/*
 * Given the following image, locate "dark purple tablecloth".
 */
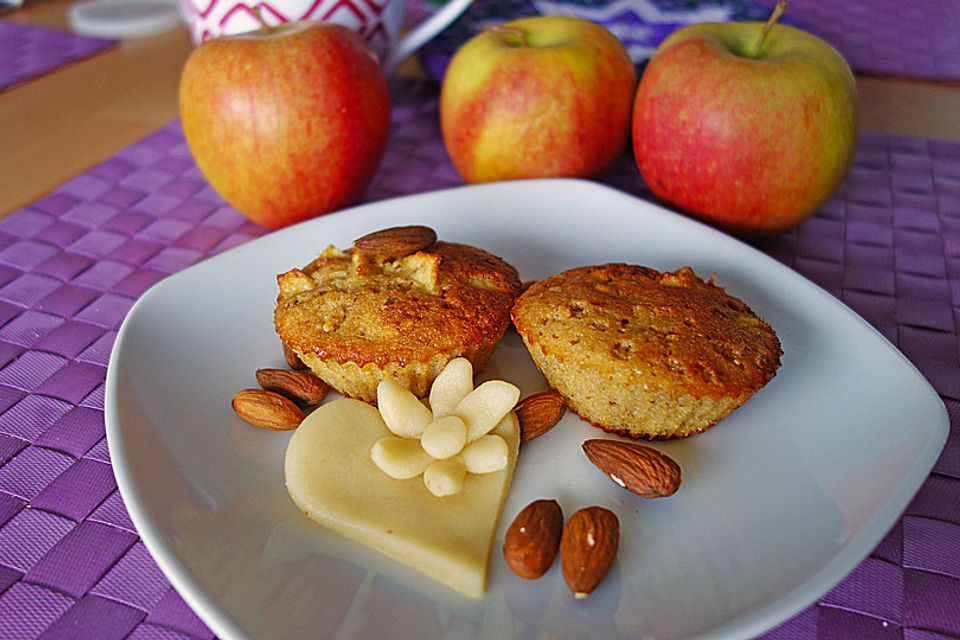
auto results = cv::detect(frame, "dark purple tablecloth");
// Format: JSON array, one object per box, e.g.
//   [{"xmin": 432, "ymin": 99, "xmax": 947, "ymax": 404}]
[
  {"xmin": 0, "ymin": 21, "xmax": 116, "ymax": 93},
  {"xmin": 0, "ymin": 79, "xmax": 956, "ymax": 639}
]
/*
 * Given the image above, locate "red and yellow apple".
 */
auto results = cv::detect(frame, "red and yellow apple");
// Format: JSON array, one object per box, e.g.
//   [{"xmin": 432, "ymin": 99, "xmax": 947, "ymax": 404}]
[
  {"xmin": 179, "ymin": 22, "xmax": 391, "ymax": 229},
  {"xmin": 632, "ymin": 5, "xmax": 858, "ymax": 236},
  {"xmin": 440, "ymin": 16, "xmax": 636, "ymax": 184}
]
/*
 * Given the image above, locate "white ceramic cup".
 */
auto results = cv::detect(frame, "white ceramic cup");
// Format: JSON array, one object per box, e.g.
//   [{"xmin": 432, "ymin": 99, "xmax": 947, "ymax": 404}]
[{"xmin": 177, "ymin": 0, "xmax": 471, "ymax": 73}]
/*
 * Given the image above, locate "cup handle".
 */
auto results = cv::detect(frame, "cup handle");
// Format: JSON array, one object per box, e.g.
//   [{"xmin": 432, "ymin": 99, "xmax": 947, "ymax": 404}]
[{"xmin": 383, "ymin": 0, "xmax": 474, "ymax": 75}]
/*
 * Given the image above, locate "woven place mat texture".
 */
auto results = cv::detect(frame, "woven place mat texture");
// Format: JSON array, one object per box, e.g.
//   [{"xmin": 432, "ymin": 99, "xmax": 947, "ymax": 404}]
[
  {"xmin": 0, "ymin": 21, "xmax": 116, "ymax": 93},
  {"xmin": 757, "ymin": 0, "xmax": 960, "ymax": 82},
  {"xmin": 0, "ymin": 79, "xmax": 957, "ymax": 639}
]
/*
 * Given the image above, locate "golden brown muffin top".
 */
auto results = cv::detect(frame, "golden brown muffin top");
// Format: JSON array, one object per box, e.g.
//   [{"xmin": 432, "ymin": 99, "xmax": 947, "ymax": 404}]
[
  {"xmin": 511, "ymin": 264, "xmax": 781, "ymax": 399},
  {"xmin": 275, "ymin": 239, "xmax": 522, "ymax": 367}
]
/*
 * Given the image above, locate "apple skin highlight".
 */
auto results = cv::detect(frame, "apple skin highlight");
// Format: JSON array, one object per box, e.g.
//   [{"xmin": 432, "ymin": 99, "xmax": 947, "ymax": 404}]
[
  {"xmin": 440, "ymin": 16, "xmax": 637, "ymax": 184},
  {"xmin": 179, "ymin": 23, "xmax": 391, "ymax": 229},
  {"xmin": 632, "ymin": 21, "xmax": 858, "ymax": 236}
]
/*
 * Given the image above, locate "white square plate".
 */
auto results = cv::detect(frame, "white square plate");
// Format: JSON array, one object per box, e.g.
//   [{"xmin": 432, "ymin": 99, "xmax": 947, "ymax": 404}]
[{"xmin": 105, "ymin": 179, "xmax": 948, "ymax": 640}]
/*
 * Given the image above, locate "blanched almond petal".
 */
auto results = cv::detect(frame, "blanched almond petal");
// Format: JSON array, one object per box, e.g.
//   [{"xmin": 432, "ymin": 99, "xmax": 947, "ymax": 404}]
[
  {"xmin": 462, "ymin": 434, "xmax": 508, "ymax": 474},
  {"xmin": 423, "ymin": 457, "xmax": 466, "ymax": 497},
  {"xmin": 377, "ymin": 377, "xmax": 432, "ymax": 438},
  {"xmin": 454, "ymin": 380, "xmax": 521, "ymax": 442},
  {"xmin": 371, "ymin": 437, "xmax": 433, "ymax": 479},
  {"xmin": 429, "ymin": 357, "xmax": 475, "ymax": 418},
  {"xmin": 420, "ymin": 415, "xmax": 468, "ymax": 459}
]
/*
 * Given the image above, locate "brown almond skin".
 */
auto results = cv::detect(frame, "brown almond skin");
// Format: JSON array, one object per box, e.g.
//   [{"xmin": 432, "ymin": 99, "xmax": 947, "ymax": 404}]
[
  {"xmin": 561, "ymin": 506, "xmax": 619, "ymax": 599},
  {"xmin": 519, "ymin": 279, "xmax": 538, "ymax": 294},
  {"xmin": 503, "ymin": 499, "xmax": 563, "ymax": 579},
  {"xmin": 582, "ymin": 439, "xmax": 681, "ymax": 498},
  {"xmin": 282, "ymin": 342, "xmax": 308, "ymax": 370},
  {"xmin": 516, "ymin": 391, "xmax": 566, "ymax": 442},
  {"xmin": 353, "ymin": 225, "xmax": 437, "ymax": 260},
  {"xmin": 256, "ymin": 368, "xmax": 330, "ymax": 405},
  {"xmin": 232, "ymin": 388, "xmax": 304, "ymax": 430}
]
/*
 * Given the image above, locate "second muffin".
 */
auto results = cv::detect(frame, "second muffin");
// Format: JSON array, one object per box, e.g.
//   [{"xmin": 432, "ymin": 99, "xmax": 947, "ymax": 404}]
[
  {"xmin": 511, "ymin": 264, "xmax": 781, "ymax": 439},
  {"xmin": 275, "ymin": 227, "xmax": 522, "ymax": 402}
]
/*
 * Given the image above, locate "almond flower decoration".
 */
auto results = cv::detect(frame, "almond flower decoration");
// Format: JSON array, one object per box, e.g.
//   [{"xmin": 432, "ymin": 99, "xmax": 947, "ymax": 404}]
[{"xmin": 371, "ymin": 358, "xmax": 520, "ymax": 497}]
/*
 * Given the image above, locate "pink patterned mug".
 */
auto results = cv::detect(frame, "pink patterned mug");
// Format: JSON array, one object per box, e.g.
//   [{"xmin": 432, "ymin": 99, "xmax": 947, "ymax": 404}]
[{"xmin": 177, "ymin": 0, "xmax": 472, "ymax": 73}]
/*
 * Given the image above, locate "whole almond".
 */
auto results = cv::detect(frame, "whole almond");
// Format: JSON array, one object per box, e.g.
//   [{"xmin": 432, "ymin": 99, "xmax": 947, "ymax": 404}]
[
  {"xmin": 256, "ymin": 368, "xmax": 330, "ymax": 405},
  {"xmin": 282, "ymin": 342, "xmax": 308, "ymax": 370},
  {"xmin": 232, "ymin": 389, "xmax": 304, "ymax": 430},
  {"xmin": 582, "ymin": 439, "xmax": 681, "ymax": 498},
  {"xmin": 560, "ymin": 506, "xmax": 619, "ymax": 599},
  {"xmin": 354, "ymin": 225, "xmax": 437, "ymax": 260},
  {"xmin": 515, "ymin": 391, "xmax": 566, "ymax": 442},
  {"xmin": 503, "ymin": 499, "xmax": 563, "ymax": 579}
]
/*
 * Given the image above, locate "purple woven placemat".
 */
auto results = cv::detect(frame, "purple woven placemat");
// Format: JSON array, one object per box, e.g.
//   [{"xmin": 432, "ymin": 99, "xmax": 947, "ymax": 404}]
[
  {"xmin": 758, "ymin": 0, "xmax": 960, "ymax": 82},
  {"xmin": 0, "ymin": 20, "xmax": 116, "ymax": 93},
  {"xmin": 0, "ymin": 79, "xmax": 957, "ymax": 639}
]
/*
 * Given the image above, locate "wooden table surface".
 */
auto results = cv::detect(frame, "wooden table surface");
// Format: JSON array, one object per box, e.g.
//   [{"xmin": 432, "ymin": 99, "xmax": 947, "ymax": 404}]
[{"xmin": 2, "ymin": 0, "xmax": 960, "ymax": 219}]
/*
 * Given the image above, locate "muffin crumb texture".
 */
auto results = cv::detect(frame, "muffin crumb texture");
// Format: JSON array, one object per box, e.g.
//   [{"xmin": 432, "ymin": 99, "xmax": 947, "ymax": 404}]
[
  {"xmin": 275, "ymin": 239, "xmax": 521, "ymax": 402},
  {"xmin": 511, "ymin": 264, "xmax": 781, "ymax": 439}
]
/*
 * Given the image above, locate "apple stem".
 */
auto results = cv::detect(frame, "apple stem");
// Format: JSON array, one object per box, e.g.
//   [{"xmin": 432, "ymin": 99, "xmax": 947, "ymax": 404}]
[
  {"xmin": 252, "ymin": 4, "xmax": 270, "ymax": 33},
  {"xmin": 749, "ymin": 1, "xmax": 787, "ymax": 58},
  {"xmin": 486, "ymin": 23, "xmax": 528, "ymax": 47}
]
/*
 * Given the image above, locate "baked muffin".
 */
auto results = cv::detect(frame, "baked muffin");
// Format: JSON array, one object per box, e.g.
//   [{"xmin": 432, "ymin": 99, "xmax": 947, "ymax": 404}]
[
  {"xmin": 275, "ymin": 226, "xmax": 522, "ymax": 402},
  {"xmin": 511, "ymin": 264, "xmax": 781, "ymax": 439}
]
